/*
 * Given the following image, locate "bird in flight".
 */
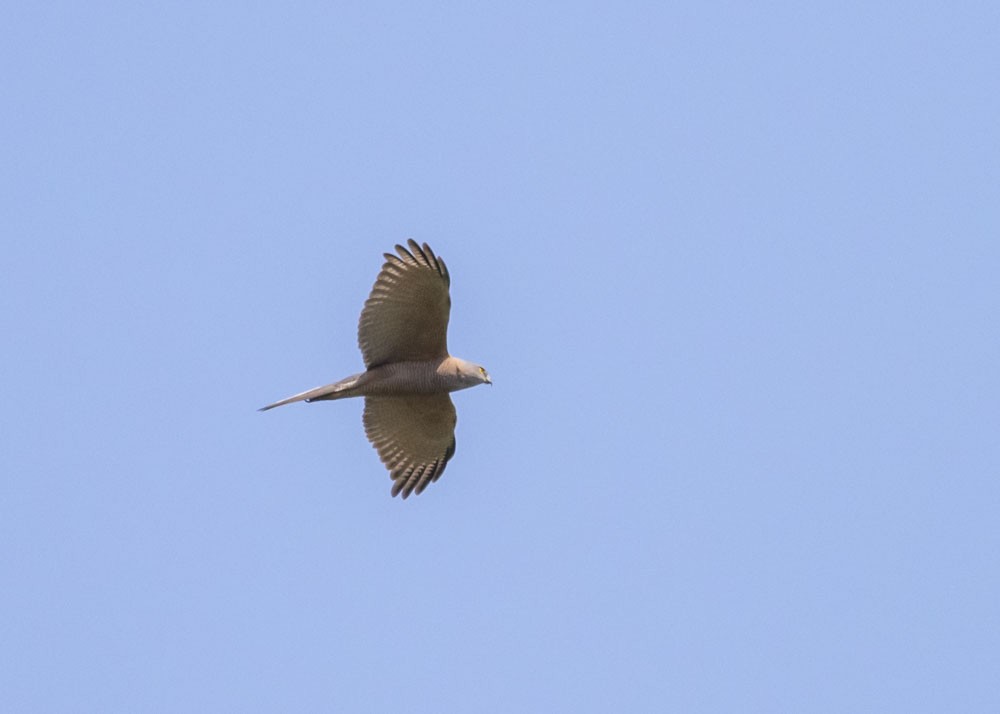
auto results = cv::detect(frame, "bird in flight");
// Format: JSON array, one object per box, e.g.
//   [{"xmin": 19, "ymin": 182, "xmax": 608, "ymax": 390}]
[{"xmin": 260, "ymin": 240, "xmax": 491, "ymax": 498}]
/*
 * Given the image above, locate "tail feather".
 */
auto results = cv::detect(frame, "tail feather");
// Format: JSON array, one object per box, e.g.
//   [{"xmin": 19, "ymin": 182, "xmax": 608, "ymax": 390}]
[{"xmin": 258, "ymin": 373, "xmax": 364, "ymax": 412}]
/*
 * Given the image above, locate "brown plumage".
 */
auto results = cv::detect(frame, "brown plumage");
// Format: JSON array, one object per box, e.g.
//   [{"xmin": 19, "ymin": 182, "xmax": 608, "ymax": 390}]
[{"xmin": 260, "ymin": 240, "xmax": 491, "ymax": 498}]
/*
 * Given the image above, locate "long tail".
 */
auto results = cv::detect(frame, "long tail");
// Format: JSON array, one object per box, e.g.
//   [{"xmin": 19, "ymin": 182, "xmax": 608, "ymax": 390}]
[{"xmin": 258, "ymin": 372, "xmax": 365, "ymax": 412}]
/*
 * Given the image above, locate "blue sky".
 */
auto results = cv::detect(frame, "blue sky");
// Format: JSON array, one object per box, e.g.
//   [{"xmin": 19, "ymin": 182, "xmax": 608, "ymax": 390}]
[{"xmin": 2, "ymin": 2, "xmax": 998, "ymax": 711}]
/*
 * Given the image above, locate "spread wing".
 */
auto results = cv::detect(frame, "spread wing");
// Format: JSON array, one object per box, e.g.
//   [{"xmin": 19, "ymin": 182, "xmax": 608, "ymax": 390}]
[
  {"xmin": 358, "ymin": 240, "xmax": 451, "ymax": 369},
  {"xmin": 363, "ymin": 394, "xmax": 457, "ymax": 499}
]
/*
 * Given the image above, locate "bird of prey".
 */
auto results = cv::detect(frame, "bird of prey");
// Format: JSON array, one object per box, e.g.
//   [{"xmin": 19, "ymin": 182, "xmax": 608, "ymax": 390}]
[{"xmin": 260, "ymin": 240, "xmax": 491, "ymax": 498}]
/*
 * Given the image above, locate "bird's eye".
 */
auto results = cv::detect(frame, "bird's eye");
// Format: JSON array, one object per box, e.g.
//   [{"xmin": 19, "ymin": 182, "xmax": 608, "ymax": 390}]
[{"xmin": 479, "ymin": 367, "xmax": 485, "ymax": 374}]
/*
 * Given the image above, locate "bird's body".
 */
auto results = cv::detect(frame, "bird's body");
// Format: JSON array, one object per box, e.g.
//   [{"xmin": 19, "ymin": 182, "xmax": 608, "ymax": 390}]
[
  {"xmin": 259, "ymin": 357, "xmax": 486, "ymax": 406},
  {"xmin": 260, "ymin": 241, "xmax": 490, "ymax": 498}
]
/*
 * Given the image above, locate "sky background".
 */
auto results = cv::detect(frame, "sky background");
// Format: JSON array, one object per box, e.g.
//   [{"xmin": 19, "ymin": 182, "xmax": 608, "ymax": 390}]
[{"xmin": 2, "ymin": 2, "xmax": 999, "ymax": 712}]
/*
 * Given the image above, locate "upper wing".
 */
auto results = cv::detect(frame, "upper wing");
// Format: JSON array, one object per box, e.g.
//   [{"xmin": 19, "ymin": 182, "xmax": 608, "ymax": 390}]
[
  {"xmin": 363, "ymin": 394, "xmax": 457, "ymax": 498},
  {"xmin": 358, "ymin": 240, "xmax": 451, "ymax": 369}
]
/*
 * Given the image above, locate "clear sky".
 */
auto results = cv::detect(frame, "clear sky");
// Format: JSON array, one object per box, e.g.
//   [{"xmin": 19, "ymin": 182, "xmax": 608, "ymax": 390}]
[{"xmin": 2, "ymin": 2, "xmax": 998, "ymax": 712}]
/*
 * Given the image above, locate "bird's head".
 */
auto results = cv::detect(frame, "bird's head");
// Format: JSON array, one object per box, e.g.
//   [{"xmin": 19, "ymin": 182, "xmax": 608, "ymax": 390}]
[{"xmin": 449, "ymin": 358, "xmax": 492, "ymax": 388}]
